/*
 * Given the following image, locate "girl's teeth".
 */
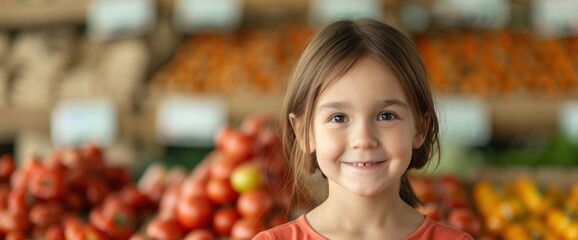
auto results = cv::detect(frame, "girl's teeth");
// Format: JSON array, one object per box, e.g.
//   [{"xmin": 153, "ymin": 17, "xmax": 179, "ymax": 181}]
[{"xmin": 354, "ymin": 163, "xmax": 373, "ymax": 166}]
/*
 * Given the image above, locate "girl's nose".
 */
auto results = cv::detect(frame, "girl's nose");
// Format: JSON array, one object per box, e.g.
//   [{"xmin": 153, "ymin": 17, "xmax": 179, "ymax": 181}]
[{"xmin": 350, "ymin": 122, "xmax": 378, "ymax": 150}]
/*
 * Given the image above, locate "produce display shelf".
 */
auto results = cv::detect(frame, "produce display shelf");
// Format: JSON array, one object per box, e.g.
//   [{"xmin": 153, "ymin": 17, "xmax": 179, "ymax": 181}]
[{"xmin": 0, "ymin": 93, "xmax": 571, "ymax": 143}]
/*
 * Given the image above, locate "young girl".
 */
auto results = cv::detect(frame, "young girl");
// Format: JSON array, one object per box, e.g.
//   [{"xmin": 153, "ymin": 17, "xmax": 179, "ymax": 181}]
[{"xmin": 254, "ymin": 18, "xmax": 473, "ymax": 240}]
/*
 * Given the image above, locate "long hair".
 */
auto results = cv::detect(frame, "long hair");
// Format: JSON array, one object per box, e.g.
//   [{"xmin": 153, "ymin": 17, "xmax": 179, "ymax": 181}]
[{"xmin": 282, "ymin": 18, "xmax": 440, "ymax": 209}]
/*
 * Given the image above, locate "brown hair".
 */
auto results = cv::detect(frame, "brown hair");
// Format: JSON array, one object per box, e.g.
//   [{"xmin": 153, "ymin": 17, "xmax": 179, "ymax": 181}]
[{"xmin": 282, "ymin": 18, "xmax": 440, "ymax": 209}]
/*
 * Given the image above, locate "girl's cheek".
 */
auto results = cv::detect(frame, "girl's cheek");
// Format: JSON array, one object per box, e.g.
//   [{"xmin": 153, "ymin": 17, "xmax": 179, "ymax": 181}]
[{"xmin": 316, "ymin": 137, "xmax": 344, "ymax": 162}]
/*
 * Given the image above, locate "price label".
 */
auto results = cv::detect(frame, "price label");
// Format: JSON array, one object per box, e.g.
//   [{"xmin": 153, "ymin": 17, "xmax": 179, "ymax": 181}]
[
  {"xmin": 309, "ymin": 0, "xmax": 383, "ymax": 27},
  {"xmin": 173, "ymin": 0, "xmax": 242, "ymax": 33},
  {"xmin": 561, "ymin": 101, "xmax": 578, "ymax": 144},
  {"xmin": 433, "ymin": 0, "xmax": 509, "ymax": 29},
  {"xmin": 51, "ymin": 99, "xmax": 117, "ymax": 148},
  {"xmin": 436, "ymin": 97, "xmax": 491, "ymax": 147},
  {"xmin": 533, "ymin": 0, "xmax": 578, "ymax": 39},
  {"xmin": 156, "ymin": 96, "xmax": 227, "ymax": 147},
  {"xmin": 87, "ymin": 0, "xmax": 156, "ymax": 41}
]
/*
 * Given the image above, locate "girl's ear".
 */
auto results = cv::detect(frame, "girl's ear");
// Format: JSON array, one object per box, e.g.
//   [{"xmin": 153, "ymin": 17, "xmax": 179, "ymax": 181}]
[
  {"xmin": 413, "ymin": 113, "xmax": 430, "ymax": 149},
  {"xmin": 289, "ymin": 113, "xmax": 316, "ymax": 153}
]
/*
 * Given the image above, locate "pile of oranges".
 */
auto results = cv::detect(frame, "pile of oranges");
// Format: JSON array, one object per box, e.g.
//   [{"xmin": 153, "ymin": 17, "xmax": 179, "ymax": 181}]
[{"xmin": 417, "ymin": 31, "xmax": 578, "ymax": 97}]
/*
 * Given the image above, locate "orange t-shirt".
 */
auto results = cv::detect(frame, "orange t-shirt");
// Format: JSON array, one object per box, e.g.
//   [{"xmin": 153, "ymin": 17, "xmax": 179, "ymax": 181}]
[{"xmin": 253, "ymin": 215, "xmax": 473, "ymax": 240}]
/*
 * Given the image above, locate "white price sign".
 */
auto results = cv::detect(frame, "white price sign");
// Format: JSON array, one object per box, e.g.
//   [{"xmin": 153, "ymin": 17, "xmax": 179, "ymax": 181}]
[
  {"xmin": 173, "ymin": 0, "xmax": 242, "ymax": 33},
  {"xmin": 533, "ymin": 0, "xmax": 578, "ymax": 39},
  {"xmin": 433, "ymin": 0, "xmax": 509, "ymax": 28},
  {"xmin": 87, "ymin": 0, "xmax": 156, "ymax": 41},
  {"xmin": 51, "ymin": 99, "xmax": 117, "ymax": 148},
  {"xmin": 561, "ymin": 101, "xmax": 578, "ymax": 144},
  {"xmin": 436, "ymin": 98, "xmax": 491, "ymax": 147},
  {"xmin": 156, "ymin": 96, "xmax": 227, "ymax": 147},
  {"xmin": 309, "ymin": 0, "xmax": 383, "ymax": 27}
]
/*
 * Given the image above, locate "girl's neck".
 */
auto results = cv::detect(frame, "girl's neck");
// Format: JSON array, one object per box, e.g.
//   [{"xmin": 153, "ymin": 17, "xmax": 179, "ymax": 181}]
[{"xmin": 306, "ymin": 183, "xmax": 424, "ymax": 240}]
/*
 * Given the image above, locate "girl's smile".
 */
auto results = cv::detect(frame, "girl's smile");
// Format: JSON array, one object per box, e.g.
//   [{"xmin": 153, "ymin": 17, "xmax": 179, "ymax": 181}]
[{"xmin": 341, "ymin": 160, "xmax": 387, "ymax": 170}]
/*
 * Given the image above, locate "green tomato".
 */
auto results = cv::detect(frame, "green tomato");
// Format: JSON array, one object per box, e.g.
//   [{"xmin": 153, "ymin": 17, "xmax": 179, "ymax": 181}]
[{"xmin": 230, "ymin": 164, "xmax": 264, "ymax": 194}]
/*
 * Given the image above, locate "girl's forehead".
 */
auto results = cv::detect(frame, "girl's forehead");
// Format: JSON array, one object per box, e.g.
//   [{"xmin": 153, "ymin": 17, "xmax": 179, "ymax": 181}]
[{"xmin": 319, "ymin": 57, "xmax": 402, "ymax": 97}]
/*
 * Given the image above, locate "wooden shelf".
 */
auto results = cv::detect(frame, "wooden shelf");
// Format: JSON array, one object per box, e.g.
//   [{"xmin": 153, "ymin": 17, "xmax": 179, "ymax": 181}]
[{"xmin": 0, "ymin": 1, "xmax": 88, "ymax": 28}]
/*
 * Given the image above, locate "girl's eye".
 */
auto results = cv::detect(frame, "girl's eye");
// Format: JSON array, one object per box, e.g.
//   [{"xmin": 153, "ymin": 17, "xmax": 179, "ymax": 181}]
[
  {"xmin": 330, "ymin": 114, "xmax": 347, "ymax": 123},
  {"xmin": 378, "ymin": 112, "xmax": 397, "ymax": 121}
]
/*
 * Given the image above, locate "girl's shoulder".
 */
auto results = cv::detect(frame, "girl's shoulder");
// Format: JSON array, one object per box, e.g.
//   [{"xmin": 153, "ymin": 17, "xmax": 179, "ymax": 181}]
[
  {"xmin": 252, "ymin": 215, "xmax": 327, "ymax": 240},
  {"xmin": 406, "ymin": 217, "xmax": 474, "ymax": 240}
]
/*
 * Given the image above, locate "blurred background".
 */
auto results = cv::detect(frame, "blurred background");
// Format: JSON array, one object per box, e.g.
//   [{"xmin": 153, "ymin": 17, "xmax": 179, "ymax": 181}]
[{"xmin": 1, "ymin": 0, "xmax": 578, "ymax": 238}]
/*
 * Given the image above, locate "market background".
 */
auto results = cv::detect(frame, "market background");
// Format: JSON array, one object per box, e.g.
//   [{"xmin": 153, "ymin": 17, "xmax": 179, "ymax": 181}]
[{"xmin": 1, "ymin": 0, "xmax": 578, "ymax": 239}]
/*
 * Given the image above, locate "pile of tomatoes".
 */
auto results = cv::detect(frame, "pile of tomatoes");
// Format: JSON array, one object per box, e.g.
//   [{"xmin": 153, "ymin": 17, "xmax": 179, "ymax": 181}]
[
  {"xmin": 410, "ymin": 175, "xmax": 482, "ymax": 237},
  {"xmin": 0, "ymin": 145, "xmax": 156, "ymax": 240},
  {"xmin": 134, "ymin": 115, "xmax": 292, "ymax": 240},
  {"xmin": 0, "ymin": 114, "xmax": 291, "ymax": 240}
]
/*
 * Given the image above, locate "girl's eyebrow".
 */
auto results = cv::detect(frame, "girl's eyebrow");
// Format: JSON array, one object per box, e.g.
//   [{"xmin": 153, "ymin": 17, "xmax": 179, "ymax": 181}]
[
  {"xmin": 381, "ymin": 99, "xmax": 408, "ymax": 109},
  {"xmin": 317, "ymin": 101, "xmax": 349, "ymax": 112},
  {"xmin": 317, "ymin": 99, "xmax": 408, "ymax": 112}
]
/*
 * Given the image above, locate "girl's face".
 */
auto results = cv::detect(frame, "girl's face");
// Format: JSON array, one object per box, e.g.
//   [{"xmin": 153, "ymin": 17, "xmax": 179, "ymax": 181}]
[{"xmin": 310, "ymin": 56, "xmax": 424, "ymax": 197}]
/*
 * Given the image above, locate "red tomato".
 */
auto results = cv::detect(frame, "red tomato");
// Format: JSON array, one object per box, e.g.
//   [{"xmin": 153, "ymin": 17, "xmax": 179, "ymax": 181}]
[
  {"xmin": 44, "ymin": 225, "xmax": 65, "ymax": 240},
  {"xmin": 90, "ymin": 195, "xmax": 137, "ymax": 240},
  {"xmin": 439, "ymin": 176, "xmax": 464, "ymax": 195},
  {"xmin": 410, "ymin": 177, "xmax": 437, "ymax": 203},
  {"xmin": 240, "ymin": 115, "xmax": 273, "ymax": 137},
  {"xmin": 260, "ymin": 152, "xmax": 287, "ymax": 180},
  {"xmin": 447, "ymin": 208, "xmax": 481, "ymax": 236},
  {"xmin": 268, "ymin": 213, "xmax": 288, "ymax": 228},
  {"xmin": 119, "ymin": 184, "xmax": 151, "ymax": 210},
  {"xmin": 237, "ymin": 190, "xmax": 273, "ymax": 219},
  {"xmin": 129, "ymin": 234, "xmax": 149, "ymax": 240},
  {"xmin": 230, "ymin": 218, "xmax": 265, "ymax": 240},
  {"xmin": 0, "ymin": 155, "xmax": 16, "ymax": 182},
  {"xmin": 85, "ymin": 178, "xmax": 111, "ymax": 207},
  {"xmin": 65, "ymin": 191, "xmax": 86, "ymax": 212},
  {"xmin": 60, "ymin": 149, "xmax": 82, "ymax": 168},
  {"xmin": 84, "ymin": 224, "xmax": 110, "ymax": 240},
  {"xmin": 183, "ymin": 229, "xmax": 215, "ymax": 240},
  {"xmin": 180, "ymin": 177, "xmax": 207, "ymax": 199},
  {"xmin": 8, "ymin": 188, "xmax": 34, "ymax": 211},
  {"xmin": 90, "ymin": 209, "xmax": 135, "ymax": 240},
  {"xmin": 5, "ymin": 231, "xmax": 26, "ymax": 240},
  {"xmin": 0, "ymin": 185, "xmax": 10, "ymax": 209},
  {"xmin": 27, "ymin": 166, "xmax": 65, "ymax": 200},
  {"xmin": 442, "ymin": 197, "xmax": 468, "ymax": 210},
  {"xmin": 221, "ymin": 131, "xmax": 256, "ymax": 162},
  {"xmin": 81, "ymin": 145, "xmax": 105, "ymax": 171},
  {"xmin": 137, "ymin": 163, "xmax": 167, "ymax": 204},
  {"xmin": 177, "ymin": 196, "xmax": 214, "ymax": 230},
  {"xmin": 256, "ymin": 129, "xmax": 282, "ymax": 155},
  {"xmin": 0, "ymin": 209, "xmax": 30, "ymax": 233},
  {"xmin": 66, "ymin": 168, "xmax": 90, "ymax": 190},
  {"xmin": 82, "ymin": 143, "xmax": 104, "ymax": 161},
  {"xmin": 146, "ymin": 218, "xmax": 183, "ymax": 240},
  {"xmin": 213, "ymin": 208, "xmax": 241, "ymax": 236},
  {"xmin": 9, "ymin": 170, "xmax": 26, "ymax": 191},
  {"xmin": 206, "ymin": 177, "xmax": 238, "ymax": 205},
  {"xmin": 103, "ymin": 166, "xmax": 134, "ymax": 191},
  {"xmin": 416, "ymin": 203, "xmax": 442, "ymax": 222},
  {"xmin": 63, "ymin": 217, "xmax": 85, "ymax": 240},
  {"xmin": 210, "ymin": 156, "xmax": 240, "ymax": 180},
  {"xmin": 29, "ymin": 202, "xmax": 64, "ymax": 228},
  {"xmin": 159, "ymin": 186, "xmax": 181, "ymax": 220},
  {"xmin": 215, "ymin": 126, "xmax": 235, "ymax": 150}
]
